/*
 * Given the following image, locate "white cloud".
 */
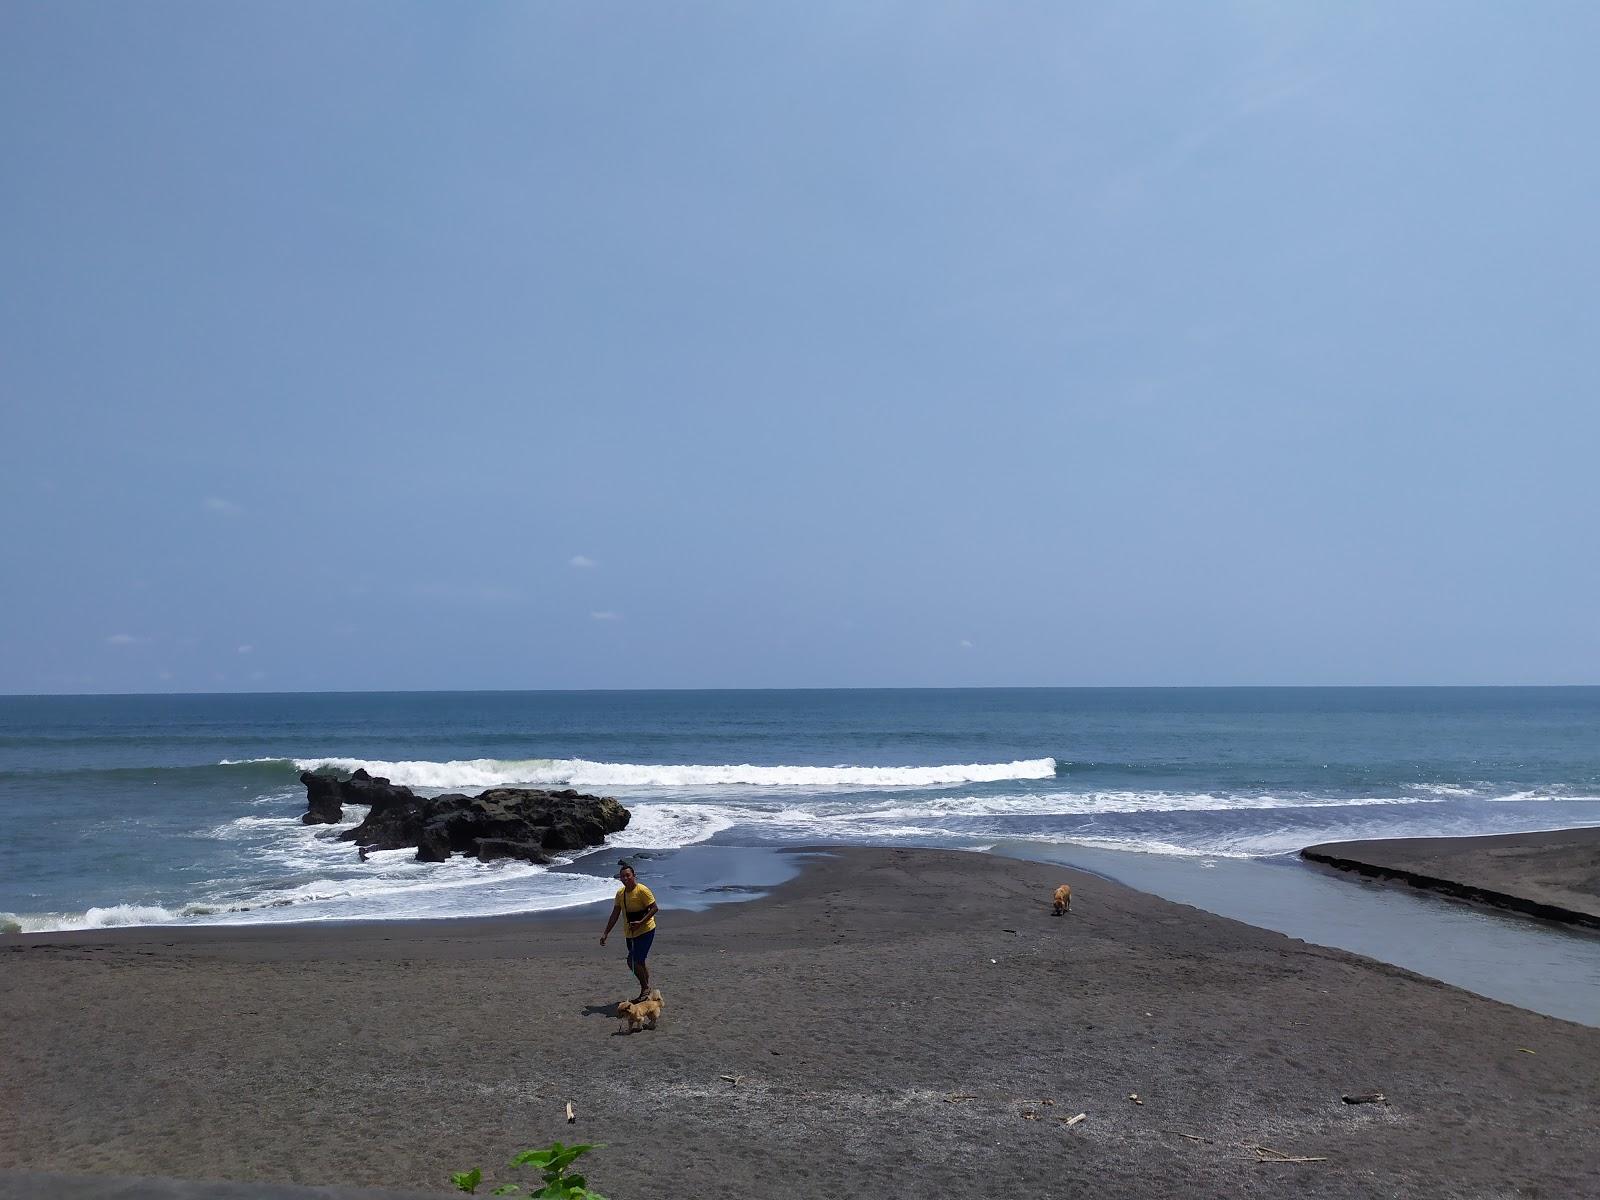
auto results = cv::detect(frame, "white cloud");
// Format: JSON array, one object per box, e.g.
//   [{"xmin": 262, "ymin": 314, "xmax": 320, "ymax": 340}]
[
  {"xmin": 590, "ymin": 610, "xmax": 622, "ymax": 622},
  {"xmin": 569, "ymin": 555, "xmax": 598, "ymax": 569},
  {"xmin": 237, "ymin": 644, "xmax": 254, "ymax": 655},
  {"xmin": 203, "ymin": 497, "xmax": 242, "ymax": 516},
  {"xmin": 106, "ymin": 633, "xmax": 146, "ymax": 646},
  {"xmin": 959, "ymin": 639, "xmax": 975, "ymax": 650}
]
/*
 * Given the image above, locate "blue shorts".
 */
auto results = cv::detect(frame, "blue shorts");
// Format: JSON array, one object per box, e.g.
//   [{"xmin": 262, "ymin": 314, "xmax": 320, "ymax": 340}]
[{"xmin": 625, "ymin": 929, "xmax": 654, "ymax": 967}]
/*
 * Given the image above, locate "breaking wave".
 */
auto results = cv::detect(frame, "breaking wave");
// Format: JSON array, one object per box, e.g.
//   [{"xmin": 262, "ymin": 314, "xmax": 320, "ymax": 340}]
[
  {"xmin": 1, "ymin": 903, "xmax": 183, "ymax": 933},
  {"xmin": 275, "ymin": 755, "xmax": 1060, "ymax": 790},
  {"xmin": 597, "ymin": 788, "xmax": 1477, "ymax": 856}
]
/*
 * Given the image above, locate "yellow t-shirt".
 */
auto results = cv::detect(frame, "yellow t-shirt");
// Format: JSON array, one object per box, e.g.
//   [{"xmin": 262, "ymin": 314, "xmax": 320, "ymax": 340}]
[{"xmin": 615, "ymin": 883, "xmax": 657, "ymax": 935}]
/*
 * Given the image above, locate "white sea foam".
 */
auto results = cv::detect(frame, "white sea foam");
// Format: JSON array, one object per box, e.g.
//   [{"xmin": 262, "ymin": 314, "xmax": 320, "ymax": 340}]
[
  {"xmin": 1027, "ymin": 834, "xmax": 1269, "ymax": 860},
  {"xmin": 284, "ymin": 756, "xmax": 1058, "ymax": 790},
  {"xmin": 1, "ymin": 903, "xmax": 186, "ymax": 932},
  {"xmin": 199, "ymin": 859, "xmax": 616, "ymax": 926},
  {"xmin": 828, "ymin": 790, "xmax": 1449, "ymax": 820},
  {"xmin": 1406, "ymin": 783, "xmax": 1488, "ymax": 798},
  {"xmin": 3, "ymin": 867, "xmax": 620, "ymax": 932},
  {"xmin": 610, "ymin": 804, "xmax": 741, "ymax": 849},
  {"xmin": 85, "ymin": 903, "xmax": 182, "ymax": 927},
  {"xmin": 1404, "ymin": 783, "xmax": 1600, "ymax": 804},
  {"xmin": 598, "ymin": 788, "xmax": 1478, "ymax": 858},
  {"xmin": 1482, "ymin": 790, "xmax": 1600, "ymax": 804},
  {"xmin": 7, "ymin": 848, "xmax": 617, "ymax": 932},
  {"xmin": 208, "ymin": 814, "xmax": 300, "ymax": 838}
]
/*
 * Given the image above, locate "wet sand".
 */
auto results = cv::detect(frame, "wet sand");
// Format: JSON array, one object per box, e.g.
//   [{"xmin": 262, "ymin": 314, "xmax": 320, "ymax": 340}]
[
  {"xmin": 4, "ymin": 847, "xmax": 1599, "ymax": 1199},
  {"xmin": 1304, "ymin": 827, "xmax": 1600, "ymax": 927}
]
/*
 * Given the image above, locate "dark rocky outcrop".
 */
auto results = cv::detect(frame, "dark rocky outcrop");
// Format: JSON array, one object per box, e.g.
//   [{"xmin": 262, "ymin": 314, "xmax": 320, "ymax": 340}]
[
  {"xmin": 301, "ymin": 771, "xmax": 356, "ymax": 825},
  {"xmin": 295, "ymin": 769, "xmax": 628, "ymax": 865}
]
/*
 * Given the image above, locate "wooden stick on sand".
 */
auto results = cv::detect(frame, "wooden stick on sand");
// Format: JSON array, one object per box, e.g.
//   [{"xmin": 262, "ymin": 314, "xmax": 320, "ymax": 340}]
[{"xmin": 1249, "ymin": 1143, "xmax": 1326, "ymax": 1164}]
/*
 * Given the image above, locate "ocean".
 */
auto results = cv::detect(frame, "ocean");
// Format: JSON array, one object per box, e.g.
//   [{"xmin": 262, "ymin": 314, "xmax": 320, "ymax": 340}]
[{"xmin": 4, "ymin": 687, "xmax": 1599, "ymax": 934}]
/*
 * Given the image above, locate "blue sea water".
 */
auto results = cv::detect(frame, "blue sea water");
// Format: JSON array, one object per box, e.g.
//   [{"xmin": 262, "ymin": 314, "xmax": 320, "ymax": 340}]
[{"xmin": 3, "ymin": 687, "xmax": 1599, "ymax": 933}]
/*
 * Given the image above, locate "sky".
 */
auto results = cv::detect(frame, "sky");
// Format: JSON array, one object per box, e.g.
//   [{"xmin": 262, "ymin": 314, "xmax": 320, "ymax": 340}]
[{"xmin": 2, "ymin": 2, "xmax": 1597, "ymax": 692}]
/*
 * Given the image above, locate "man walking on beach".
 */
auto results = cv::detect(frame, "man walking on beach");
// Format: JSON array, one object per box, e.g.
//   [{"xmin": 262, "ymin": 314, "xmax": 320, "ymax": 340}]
[{"xmin": 600, "ymin": 860, "xmax": 658, "ymax": 1002}]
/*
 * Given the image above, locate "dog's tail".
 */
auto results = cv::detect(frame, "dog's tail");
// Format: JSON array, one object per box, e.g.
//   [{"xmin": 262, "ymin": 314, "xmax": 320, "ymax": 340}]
[{"xmin": 650, "ymin": 988, "xmax": 663, "ymax": 1005}]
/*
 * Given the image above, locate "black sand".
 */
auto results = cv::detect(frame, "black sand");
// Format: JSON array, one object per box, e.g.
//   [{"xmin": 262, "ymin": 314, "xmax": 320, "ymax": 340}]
[
  {"xmin": 1304, "ymin": 827, "xmax": 1600, "ymax": 927},
  {"xmin": 4, "ymin": 848, "xmax": 1598, "ymax": 1199},
  {"xmin": 0, "ymin": 1173, "xmax": 442, "ymax": 1200}
]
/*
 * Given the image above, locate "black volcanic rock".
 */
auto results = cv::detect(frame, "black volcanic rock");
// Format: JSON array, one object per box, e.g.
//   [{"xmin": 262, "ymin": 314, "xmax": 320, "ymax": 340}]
[
  {"xmin": 296, "ymin": 770, "xmax": 628, "ymax": 865},
  {"xmin": 300, "ymin": 771, "xmax": 348, "ymax": 825},
  {"xmin": 475, "ymin": 838, "xmax": 553, "ymax": 864}
]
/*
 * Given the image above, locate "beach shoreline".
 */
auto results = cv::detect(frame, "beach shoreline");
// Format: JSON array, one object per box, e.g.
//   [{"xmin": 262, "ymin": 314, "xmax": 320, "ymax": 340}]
[
  {"xmin": 1303, "ymin": 826, "xmax": 1600, "ymax": 928},
  {"xmin": 5, "ymin": 846, "xmax": 1598, "ymax": 1199}
]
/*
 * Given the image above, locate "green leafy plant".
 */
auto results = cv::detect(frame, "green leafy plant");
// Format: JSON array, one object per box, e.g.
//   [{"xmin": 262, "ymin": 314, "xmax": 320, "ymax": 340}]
[{"xmin": 452, "ymin": 1141, "xmax": 607, "ymax": 1200}]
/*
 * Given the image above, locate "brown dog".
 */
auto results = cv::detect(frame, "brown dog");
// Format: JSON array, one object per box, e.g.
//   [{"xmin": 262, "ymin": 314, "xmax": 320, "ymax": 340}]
[
  {"xmin": 616, "ymin": 989, "xmax": 664, "ymax": 1033},
  {"xmin": 1052, "ymin": 884, "xmax": 1072, "ymax": 915}
]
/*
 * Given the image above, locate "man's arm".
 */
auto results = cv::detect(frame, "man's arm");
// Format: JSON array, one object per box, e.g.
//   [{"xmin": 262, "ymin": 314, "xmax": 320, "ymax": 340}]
[
  {"xmin": 629, "ymin": 902, "xmax": 659, "ymax": 932},
  {"xmin": 600, "ymin": 903, "xmax": 621, "ymax": 944}
]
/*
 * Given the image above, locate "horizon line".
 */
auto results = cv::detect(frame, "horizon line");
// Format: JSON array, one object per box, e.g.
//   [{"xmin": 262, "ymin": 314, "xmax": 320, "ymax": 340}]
[{"xmin": 5, "ymin": 683, "xmax": 1600, "ymax": 700}]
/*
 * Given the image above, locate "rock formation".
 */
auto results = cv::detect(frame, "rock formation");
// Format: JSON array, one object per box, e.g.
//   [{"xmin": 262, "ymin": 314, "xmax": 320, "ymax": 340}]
[{"xmin": 297, "ymin": 768, "xmax": 629, "ymax": 865}]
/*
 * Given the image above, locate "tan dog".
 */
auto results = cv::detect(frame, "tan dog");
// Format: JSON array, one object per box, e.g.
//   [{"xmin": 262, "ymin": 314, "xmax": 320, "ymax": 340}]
[
  {"xmin": 1052, "ymin": 884, "xmax": 1072, "ymax": 915},
  {"xmin": 616, "ymin": 989, "xmax": 664, "ymax": 1033}
]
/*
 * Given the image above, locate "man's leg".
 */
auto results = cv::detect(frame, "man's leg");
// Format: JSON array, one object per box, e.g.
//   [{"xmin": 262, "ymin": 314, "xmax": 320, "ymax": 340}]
[{"xmin": 630, "ymin": 930, "xmax": 653, "ymax": 1000}]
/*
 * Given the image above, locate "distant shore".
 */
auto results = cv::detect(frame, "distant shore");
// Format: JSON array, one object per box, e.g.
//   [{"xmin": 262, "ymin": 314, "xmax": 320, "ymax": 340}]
[
  {"xmin": 1303, "ymin": 826, "xmax": 1600, "ymax": 928},
  {"xmin": 5, "ymin": 846, "xmax": 1598, "ymax": 1199}
]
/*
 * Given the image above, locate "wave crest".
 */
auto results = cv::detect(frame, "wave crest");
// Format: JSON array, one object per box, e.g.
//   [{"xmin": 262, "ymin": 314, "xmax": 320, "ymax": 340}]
[
  {"xmin": 1, "ymin": 903, "xmax": 183, "ymax": 933},
  {"xmin": 283, "ymin": 756, "xmax": 1059, "ymax": 790}
]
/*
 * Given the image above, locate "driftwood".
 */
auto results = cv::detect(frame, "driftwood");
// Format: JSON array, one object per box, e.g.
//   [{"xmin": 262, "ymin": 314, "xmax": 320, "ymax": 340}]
[
  {"xmin": 1249, "ymin": 1144, "xmax": 1326, "ymax": 1164},
  {"xmin": 1341, "ymin": 1092, "xmax": 1388, "ymax": 1105},
  {"xmin": 1062, "ymin": 1113, "xmax": 1087, "ymax": 1127}
]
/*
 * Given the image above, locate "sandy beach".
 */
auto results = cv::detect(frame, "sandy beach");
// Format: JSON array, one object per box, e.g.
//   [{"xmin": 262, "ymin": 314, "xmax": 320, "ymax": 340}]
[
  {"xmin": 1305, "ymin": 827, "xmax": 1600, "ymax": 928},
  {"xmin": 4, "ymin": 846, "xmax": 1598, "ymax": 1199}
]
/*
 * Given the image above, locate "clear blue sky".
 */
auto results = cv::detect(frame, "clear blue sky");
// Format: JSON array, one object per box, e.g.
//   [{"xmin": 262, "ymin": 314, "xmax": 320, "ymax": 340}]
[{"xmin": 3, "ymin": 3, "xmax": 1596, "ymax": 692}]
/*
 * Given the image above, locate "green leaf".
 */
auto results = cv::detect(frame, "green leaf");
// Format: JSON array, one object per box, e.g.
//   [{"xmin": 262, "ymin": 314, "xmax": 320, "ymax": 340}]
[
  {"xmin": 511, "ymin": 1143, "xmax": 599, "ymax": 1179},
  {"xmin": 546, "ymin": 1150, "xmax": 586, "ymax": 1176},
  {"xmin": 509, "ymin": 1150, "xmax": 557, "ymax": 1171},
  {"xmin": 512, "ymin": 1143, "xmax": 596, "ymax": 1167},
  {"xmin": 451, "ymin": 1168, "xmax": 482, "ymax": 1194},
  {"xmin": 490, "ymin": 1186, "xmax": 521, "ymax": 1196}
]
